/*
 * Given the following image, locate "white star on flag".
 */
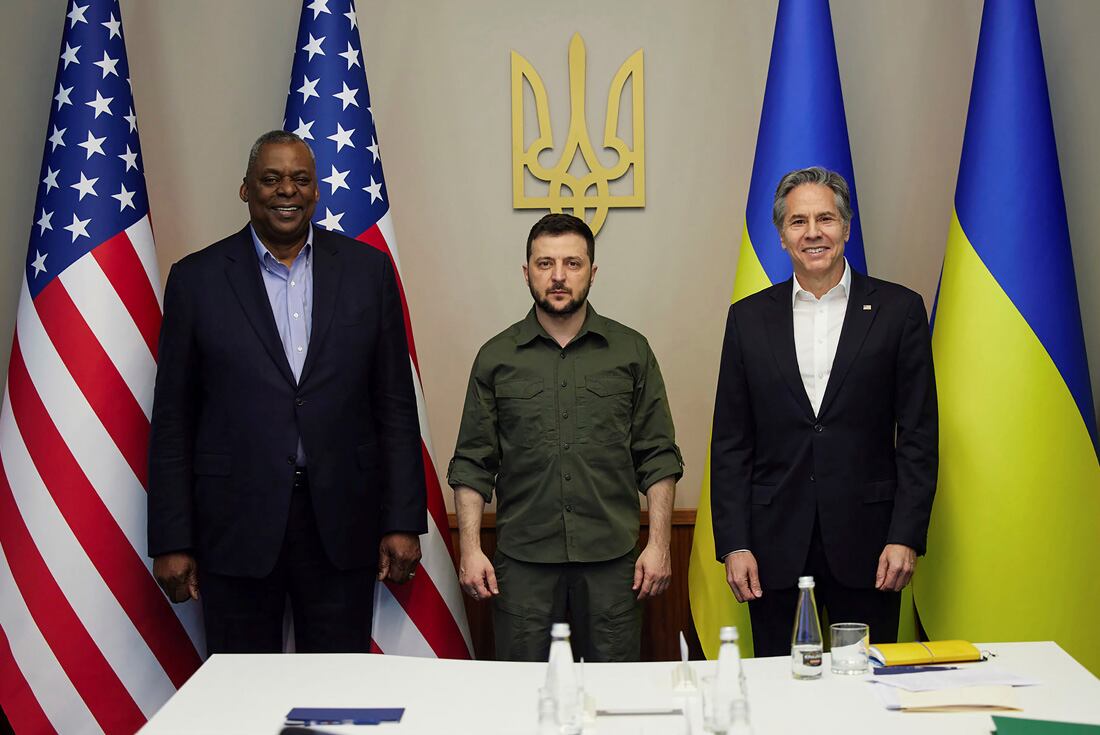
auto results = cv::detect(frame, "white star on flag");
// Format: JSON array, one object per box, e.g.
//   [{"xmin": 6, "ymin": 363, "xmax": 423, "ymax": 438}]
[
  {"xmin": 307, "ymin": 0, "xmax": 331, "ymax": 19},
  {"xmin": 112, "ymin": 184, "xmax": 136, "ymax": 211},
  {"xmin": 344, "ymin": 8, "xmax": 357, "ymax": 29},
  {"xmin": 333, "ymin": 81, "xmax": 359, "ymax": 110},
  {"xmin": 55, "ymin": 84, "xmax": 73, "ymax": 109},
  {"xmin": 48, "ymin": 125, "xmax": 66, "ymax": 151},
  {"xmin": 298, "ymin": 75, "xmax": 320, "ymax": 103},
  {"xmin": 322, "ymin": 165, "xmax": 350, "ymax": 193},
  {"xmin": 93, "ymin": 50, "xmax": 120, "ymax": 78},
  {"xmin": 67, "ymin": 3, "xmax": 88, "ymax": 27},
  {"xmin": 86, "ymin": 90, "xmax": 114, "ymax": 118},
  {"xmin": 119, "ymin": 145, "xmax": 139, "ymax": 171},
  {"xmin": 302, "ymin": 33, "xmax": 325, "ymax": 61},
  {"xmin": 102, "ymin": 12, "xmax": 121, "ymax": 38},
  {"xmin": 338, "ymin": 42, "xmax": 360, "ymax": 70},
  {"xmin": 293, "ymin": 117, "xmax": 315, "ymax": 139},
  {"xmin": 60, "ymin": 43, "xmax": 80, "ymax": 68},
  {"xmin": 78, "ymin": 130, "xmax": 107, "ymax": 158},
  {"xmin": 366, "ymin": 136, "xmax": 379, "ymax": 163},
  {"xmin": 36, "ymin": 210, "xmax": 53, "ymax": 235},
  {"xmin": 363, "ymin": 175, "xmax": 383, "ymax": 204},
  {"xmin": 71, "ymin": 171, "xmax": 99, "ymax": 200},
  {"xmin": 63, "ymin": 212, "xmax": 91, "ymax": 241},
  {"xmin": 42, "ymin": 167, "xmax": 60, "ymax": 193},
  {"xmin": 30, "ymin": 250, "xmax": 47, "ymax": 276},
  {"xmin": 316, "ymin": 207, "xmax": 344, "ymax": 231},
  {"xmin": 327, "ymin": 123, "xmax": 355, "ymax": 151},
  {"xmin": 124, "ymin": 107, "xmax": 137, "ymax": 133}
]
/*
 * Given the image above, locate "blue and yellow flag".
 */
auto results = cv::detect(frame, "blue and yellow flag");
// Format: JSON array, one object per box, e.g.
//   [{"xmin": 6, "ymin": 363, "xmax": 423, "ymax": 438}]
[
  {"xmin": 913, "ymin": 0, "xmax": 1100, "ymax": 675},
  {"xmin": 687, "ymin": 0, "xmax": 868, "ymax": 658}
]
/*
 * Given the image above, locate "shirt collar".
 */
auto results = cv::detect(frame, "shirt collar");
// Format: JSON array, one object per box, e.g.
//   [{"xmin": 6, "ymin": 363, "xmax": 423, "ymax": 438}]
[
  {"xmin": 792, "ymin": 257, "xmax": 850, "ymax": 306},
  {"xmin": 250, "ymin": 224, "xmax": 313, "ymax": 269},
  {"xmin": 514, "ymin": 303, "xmax": 608, "ymax": 347}
]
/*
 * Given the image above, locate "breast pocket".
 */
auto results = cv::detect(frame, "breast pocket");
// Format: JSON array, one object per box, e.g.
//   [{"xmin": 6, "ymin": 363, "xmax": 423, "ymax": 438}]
[
  {"xmin": 579, "ymin": 372, "xmax": 634, "ymax": 445},
  {"xmin": 495, "ymin": 379, "xmax": 545, "ymax": 448}
]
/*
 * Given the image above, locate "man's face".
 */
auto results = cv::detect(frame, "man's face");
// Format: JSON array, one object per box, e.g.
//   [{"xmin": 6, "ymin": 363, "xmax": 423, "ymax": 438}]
[
  {"xmin": 239, "ymin": 141, "xmax": 320, "ymax": 247},
  {"xmin": 779, "ymin": 183, "xmax": 849, "ymax": 283},
  {"xmin": 523, "ymin": 232, "xmax": 596, "ymax": 316}
]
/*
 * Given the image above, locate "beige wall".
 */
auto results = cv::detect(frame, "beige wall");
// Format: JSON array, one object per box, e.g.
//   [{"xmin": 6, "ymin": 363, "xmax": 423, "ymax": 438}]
[{"xmin": 2, "ymin": 1, "xmax": 1097, "ymax": 511}]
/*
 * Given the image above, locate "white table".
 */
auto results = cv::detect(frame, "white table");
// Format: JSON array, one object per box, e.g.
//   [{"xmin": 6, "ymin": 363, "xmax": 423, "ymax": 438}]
[{"xmin": 140, "ymin": 642, "xmax": 1100, "ymax": 734}]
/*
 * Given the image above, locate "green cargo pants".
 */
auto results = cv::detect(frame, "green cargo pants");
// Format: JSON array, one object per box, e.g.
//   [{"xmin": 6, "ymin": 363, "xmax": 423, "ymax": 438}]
[{"xmin": 492, "ymin": 549, "xmax": 642, "ymax": 662}]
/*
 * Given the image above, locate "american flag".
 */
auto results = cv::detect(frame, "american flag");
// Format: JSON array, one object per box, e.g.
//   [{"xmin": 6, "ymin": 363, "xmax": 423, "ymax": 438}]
[
  {"xmin": 284, "ymin": 0, "xmax": 473, "ymax": 658},
  {"xmin": 0, "ymin": 2, "xmax": 204, "ymax": 733}
]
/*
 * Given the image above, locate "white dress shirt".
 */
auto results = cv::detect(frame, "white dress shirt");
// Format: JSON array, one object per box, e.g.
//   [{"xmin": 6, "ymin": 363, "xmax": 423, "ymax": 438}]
[{"xmin": 792, "ymin": 259, "xmax": 851, "ymax": 416}]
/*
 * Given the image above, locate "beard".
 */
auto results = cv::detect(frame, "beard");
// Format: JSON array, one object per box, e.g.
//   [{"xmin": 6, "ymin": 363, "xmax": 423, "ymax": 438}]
[{"xmin": 530, "ymin": 280, "xmax": 591, "ymax": 316}]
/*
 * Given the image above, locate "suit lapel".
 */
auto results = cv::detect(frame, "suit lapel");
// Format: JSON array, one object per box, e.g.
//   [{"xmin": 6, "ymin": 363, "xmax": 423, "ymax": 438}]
[
  {"xmin": 298, "ymin": 230, "xmax": 341, "ymax": 387},
  {"xmin": 224, "ymin": 226, "xmax": 297, "ymax": 386},
  {"xmin": 764, "ymin": 280, "xmax": 816, "ymax": 421},
  {"xmin": 818, "ymin": 270, "xmax": 878, "ymax": 417}
]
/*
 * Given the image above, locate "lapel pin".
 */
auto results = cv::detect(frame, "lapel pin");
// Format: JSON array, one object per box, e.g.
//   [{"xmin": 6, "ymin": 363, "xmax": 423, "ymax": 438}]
[{"xmin": 863, "ymin": 304, "xmax": 872, "ymax": 311}]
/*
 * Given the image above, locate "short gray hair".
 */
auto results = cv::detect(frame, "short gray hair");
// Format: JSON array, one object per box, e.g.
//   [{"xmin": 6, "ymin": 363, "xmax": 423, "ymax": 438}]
[
  {"xmin": 245, "ymin": 130, "xmax": 315, "ymax": 177},
  {"xmin": 772, "ymin": 166, "xmax": 854, "ymax": 232}
]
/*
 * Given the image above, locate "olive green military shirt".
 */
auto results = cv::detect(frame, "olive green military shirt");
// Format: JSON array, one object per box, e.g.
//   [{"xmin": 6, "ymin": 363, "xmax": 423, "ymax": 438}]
[{"xmin": 447, "ymin": 305, "xmax": 683, "ymax": 564}]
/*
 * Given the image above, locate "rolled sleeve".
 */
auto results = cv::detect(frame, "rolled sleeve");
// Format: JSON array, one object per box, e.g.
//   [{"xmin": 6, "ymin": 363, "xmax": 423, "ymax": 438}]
[
  {"xmin": 630, "ymin": 343, "xmax": 683, "ymax": 492},
  {"xmin": 447, "ymin": 353, "xmax": 500, "ymax": 502}
]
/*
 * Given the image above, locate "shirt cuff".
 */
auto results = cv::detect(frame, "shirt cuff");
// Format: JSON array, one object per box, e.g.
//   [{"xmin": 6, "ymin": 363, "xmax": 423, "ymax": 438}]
[
  {"xmin": 446, "ymin": 458, "xmax": 494, "ymax": 502},
  {"xmin": 636, "ymin": 449, "xmax": 684, "ymax": 492},
  {"xmin": 720, "ymin": 549, "xmax": 751, "ymax": 560}
]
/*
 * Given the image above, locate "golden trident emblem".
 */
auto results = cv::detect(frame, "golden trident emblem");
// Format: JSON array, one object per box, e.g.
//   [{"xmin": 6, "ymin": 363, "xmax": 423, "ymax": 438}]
[{"xmin": 511, "ymin": 34, "xmax": 645, "ymax": 235}]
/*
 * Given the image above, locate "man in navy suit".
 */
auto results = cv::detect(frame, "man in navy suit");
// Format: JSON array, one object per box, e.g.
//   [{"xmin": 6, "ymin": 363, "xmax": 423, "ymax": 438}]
[
  {"xmin": 147, "ymin": 130, "xmax": 426, "ymax": 653},
  {"xmin": 710, "ymin": 167, "xmax": 937, "ymax": 656}
]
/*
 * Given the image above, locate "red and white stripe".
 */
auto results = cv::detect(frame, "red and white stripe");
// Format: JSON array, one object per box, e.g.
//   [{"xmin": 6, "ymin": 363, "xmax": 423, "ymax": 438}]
[
  {"xmin": 361, "ymin": 211, "xmax": 473, "ymax": 659},
  {"xmin": 0, "ymin": 217, "xmax": 203, "ymax": 734}
]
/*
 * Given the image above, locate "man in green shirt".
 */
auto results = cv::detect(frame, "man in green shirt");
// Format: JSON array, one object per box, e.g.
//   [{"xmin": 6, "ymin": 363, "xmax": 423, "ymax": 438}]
[{"xmin": 448, "ymin": 213, "xmax": 683, "ymax": 662}]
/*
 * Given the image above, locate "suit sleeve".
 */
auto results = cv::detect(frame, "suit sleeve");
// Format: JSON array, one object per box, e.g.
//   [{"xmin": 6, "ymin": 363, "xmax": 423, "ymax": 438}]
[
  {"xmin": 887, "ymin": 292, "xmax": 938, "ymax": 553},
  {"xmin": 147, "ymin": 262, "xmax": 200, "ymax": 557},
  {"xmin": 710, "ymin": 304, "xmax": 755, "ymax": 559},
  {"xmin": 372, "ymin": 256, "xmax": 428, "ymax": 535}
]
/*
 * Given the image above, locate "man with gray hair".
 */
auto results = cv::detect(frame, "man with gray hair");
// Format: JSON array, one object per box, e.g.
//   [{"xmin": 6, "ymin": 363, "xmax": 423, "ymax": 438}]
[
  {"xmin": 148, "ymin": 130, "xmax": 425, "ymax": 652},
  {"xmin": 710, "ymin": 166, "xmax": 938, "ymax": 656}
]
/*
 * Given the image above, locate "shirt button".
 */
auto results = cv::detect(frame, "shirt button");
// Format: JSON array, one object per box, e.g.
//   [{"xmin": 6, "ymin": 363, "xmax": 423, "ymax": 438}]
[
  {"xmin": 561, "ymin": 380, "xmax": 567, "ymax": 388},
  {"xmin": 290, "ymin": 281, "xmax": 296, "ymax": 287},
  {"xmin": 560, "ymin": 351, "xmax": 566, "ymax": 359},
  {"xmin": 293, "ymin": 312, "xmax": 300, "ymax": 319},
  {"xmin": 565, "ymin": 505, "xmax": 574, "ymax": 513},
  {"xmin": 297, "ymin": 346, "xmax": 304, "ymax": 352},
  {"xmin": 813, "ymin": 423, "xmax": 823, "ymax": 433},
  {"xmin": 564, "ymin": 473, "xmax": 571, "ymax": 481},
  {"xmin": 563, "ymin": 443, "xmax": 570, "ymax": 451},
  {"xmin": 561, "ymin": 411, "xmax": 568, "ymax": 419},
  {"xmin": 286, "ymin": 455, "xmax": 296, "ymax": 465}
]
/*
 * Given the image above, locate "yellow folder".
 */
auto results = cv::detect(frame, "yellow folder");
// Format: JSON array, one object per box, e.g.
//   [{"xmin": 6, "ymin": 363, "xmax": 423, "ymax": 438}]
[{"xmin": 869, "ymin": 640, "xmax": 982, "ymax": 666}]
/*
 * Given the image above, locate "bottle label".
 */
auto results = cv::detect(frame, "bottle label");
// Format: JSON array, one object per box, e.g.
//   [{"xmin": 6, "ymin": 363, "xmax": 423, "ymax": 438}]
[{"xmin": 800, "ymin": 650, "xmax": 822, "ymax": 667}]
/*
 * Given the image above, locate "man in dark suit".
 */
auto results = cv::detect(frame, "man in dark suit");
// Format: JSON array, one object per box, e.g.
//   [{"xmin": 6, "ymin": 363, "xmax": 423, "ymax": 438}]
[
  {"xmin": 711, "ymin": 167, "xmax": 937, "ymax": 656},
  {"xmin": 147, "ymin": 130, "xmax": 425, "ymax": 653}
]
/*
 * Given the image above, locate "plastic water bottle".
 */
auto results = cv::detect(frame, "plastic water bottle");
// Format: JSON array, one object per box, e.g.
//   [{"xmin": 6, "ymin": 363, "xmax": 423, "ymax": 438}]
[
  {"xmin": 791, "ymin": 576, "xmax": 823, "ymax": 679},
  {"xmin": 729, "ymin": 699, "xmax": 754, "ymax": 734},
  {"xmin": 715, "ymin": 626, "xmax": 745, "ymax": 699},
  {"xmin": 545, "ymin": 623, "xmax": 582, "ymax": 734}
]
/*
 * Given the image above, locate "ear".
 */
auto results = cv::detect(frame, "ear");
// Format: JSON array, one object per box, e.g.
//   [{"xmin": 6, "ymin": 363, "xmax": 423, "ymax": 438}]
[
  {"xmin": 589, "ymin": 264, "xmax": 598, "ymax": 284},
  {"xmin": 239, "ymin": 181, "xmax": 248, "ymax": 202},
  {"xmin": 522, "ymin": 263, "xmax": 530, "ymax": 287}
]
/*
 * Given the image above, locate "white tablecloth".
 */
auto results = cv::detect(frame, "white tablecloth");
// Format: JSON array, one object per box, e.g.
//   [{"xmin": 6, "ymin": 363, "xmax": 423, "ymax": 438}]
[{"xmin": 140, "ymin": 641, "xmax": 1100, "ymax": 734}]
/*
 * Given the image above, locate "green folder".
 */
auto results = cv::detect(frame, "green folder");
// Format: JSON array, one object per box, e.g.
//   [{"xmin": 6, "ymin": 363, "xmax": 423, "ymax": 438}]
[{"xmin": 993, "ymin": 716, "xmax": 1100, "ymax": 734}]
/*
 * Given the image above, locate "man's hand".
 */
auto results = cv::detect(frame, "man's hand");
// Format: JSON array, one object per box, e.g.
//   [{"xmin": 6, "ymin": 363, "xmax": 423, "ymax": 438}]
[
  {"xmin": 459, "ymin": 548, "xmax": 498, "ymax": 600},
  {"xmin": 724, "ymin": 551, "xmax": 762, "ymax": 602},
  {"xmin": 378, "ymin": 533, "xmax": 421, "ymax": 584},
  {"xmin": 153, "ymin": 552, "xmax": 199, "ymax": 603},
  {"xmin": 875, "ymin": 544, "xmax": 916, "ymax": 591},
  {"xmin": 633, "ymin": 542, "xmax": 672, "ymax": 600}
]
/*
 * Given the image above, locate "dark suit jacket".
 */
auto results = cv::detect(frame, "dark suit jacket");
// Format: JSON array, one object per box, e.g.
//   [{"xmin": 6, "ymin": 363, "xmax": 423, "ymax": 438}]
[
  {"xmin": 710, "ymin": 270, "xmax": 937, "ymax": 589},
  {"xmin": 147, "ymin": 225, "xmax": 427, "ymax": 578}
]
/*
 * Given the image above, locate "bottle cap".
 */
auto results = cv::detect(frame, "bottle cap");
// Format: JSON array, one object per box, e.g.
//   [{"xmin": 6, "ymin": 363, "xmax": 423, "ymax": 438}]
[
  {"xmin": 551, "ymin": 622, "xmax": 571, "ymax": 637},
  {"xmin": 719, "ymin": 626, "xmax": 739, "ymax": 642},
  {"xmin": 797, "ymin": 575, "xmax": 815, "ymax": 588}
]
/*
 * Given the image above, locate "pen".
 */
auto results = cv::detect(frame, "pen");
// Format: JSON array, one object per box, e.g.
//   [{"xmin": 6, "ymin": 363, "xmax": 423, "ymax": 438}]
[{"xmin": 873, "ymin": 665, "xmax": 959, "ymax": 675}]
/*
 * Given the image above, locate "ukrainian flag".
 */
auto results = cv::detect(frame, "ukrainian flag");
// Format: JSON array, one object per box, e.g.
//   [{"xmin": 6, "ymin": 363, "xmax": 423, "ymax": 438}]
[
  {"xmin": 913, "ymin": 0, "xmax": 1100, "ymax": 675},
  {"xmin": 688, "ymin": 0, "xmax": 868, "ymax": 658}
]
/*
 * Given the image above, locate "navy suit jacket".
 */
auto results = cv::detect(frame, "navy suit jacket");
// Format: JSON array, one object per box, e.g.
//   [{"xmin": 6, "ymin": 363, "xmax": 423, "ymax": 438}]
[
  {"xmin": 710, "ymin": 270, "xmax": 938, "ymax": 589},
  {"xmin": 147, "ymin": 225, "xmax": 426, "ymax": 577}
]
